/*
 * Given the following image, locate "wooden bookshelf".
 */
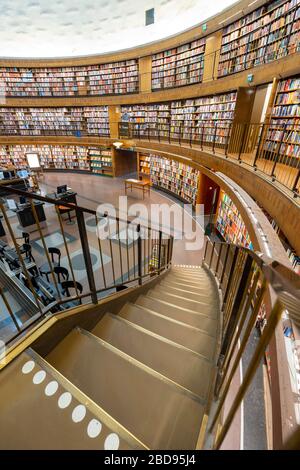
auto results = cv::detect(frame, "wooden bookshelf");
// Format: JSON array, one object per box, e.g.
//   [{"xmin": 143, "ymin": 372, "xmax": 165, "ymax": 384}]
[
  {"xmin": 147, "ymin": 153, "xmax": 201, "ymax": 206},
  {"xmin": 218, "ymin": 0, "xmax": 300, "ymax": 78},
  {"xmin": 0, "ymin": 106, "xmax": 109, "ymax": 137},
  {"xmin": 264, "ymin": 75, "xmax": 300, "ymax": 159},
  {"xmin": 120, "ymin": 103, "xmax": 170, "ymax": 139},
  {"xmin": 137, "ymin": 153, "xmax": 151, "ymax": 181},
  {"xmin": 0, "ymin": 144, "xmax": 113, "ymax": 174},
  {"xmin": 170, "ymin": 91, "xmax": 237, "ymax": 145},
  {"xmin": 121, "ymin": 91, "xmax": 237, "ymax": 145},
  {"xmin": 152, "ymin": 38, "xmax": 206, "ymax": 90},
  {"xmin": 0, "ymin": 60, "xmax": 139, "ymax": 97},
  {"xmin": 216, "ymin": 190, "xmax": 254, "ymax": 249},
  {"xmin": 88, "ymin": 147, "xmax": 113, "ymax": 176}
]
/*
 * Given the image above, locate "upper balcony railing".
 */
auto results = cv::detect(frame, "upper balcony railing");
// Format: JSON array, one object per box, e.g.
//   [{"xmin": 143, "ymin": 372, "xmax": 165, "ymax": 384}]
[{"xmin": 119, "ymin": 121, "xmax": 300, "ymax": 199}]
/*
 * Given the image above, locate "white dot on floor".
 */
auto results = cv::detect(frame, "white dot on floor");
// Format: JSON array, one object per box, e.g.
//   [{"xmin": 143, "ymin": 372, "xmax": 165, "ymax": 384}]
[
  {"xmin": 45, "ymin": 381, "xmax": 59, "ymax": 397},
  {"xmin": 58, "ymin": 392, "xmax": 72, "ymax": 409},
  {"xmin": 33, "ymin": 370, "xmax": 46, "ymax": 384},
  {"xmin": 22, "ymin": 360, "xmax": 35, "ymax": 374},
  {"xmin": 104, "ymin": 433, "xmax": 120, "ymax": 450},
  {"xmin": 72, "ymin": 404, "xmax": 86, "ymax": 423},
  {"xmin": 87, "ymin": 419, "xmax": 102, "ymax": 438}
]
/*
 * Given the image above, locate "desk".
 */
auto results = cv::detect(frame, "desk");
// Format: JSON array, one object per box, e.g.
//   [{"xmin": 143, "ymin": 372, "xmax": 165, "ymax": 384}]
[
  {"xmin": 0, "ymin": 177, "xmax": 28, "ymax": 196},
  {"xmin": 14, "ymin": 201, "xmax": 46, "ymax": 228},
  {"xmin": 124, "ymin": 179, "xmax": 150, "ymax": 200},
  {"xmin": 46, "ymin": 190, "xmax": 77, "ymax": 207}
]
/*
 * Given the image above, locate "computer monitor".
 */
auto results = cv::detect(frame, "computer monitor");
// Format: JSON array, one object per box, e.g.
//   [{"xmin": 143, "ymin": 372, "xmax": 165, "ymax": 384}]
[
  {"xmin": 19, "ymin": 196, "xmax": 27, "ymax": 205},
  {"xmin": 17, "ymin": 170, "xmax": 29, "ymax": 179},
  {"xmin": 0, "ymin": 172, "xmax": 4, "ymax": 180},
  {"xmin": 6, "ymin": 199, "xmax": 17, "ymax": 210},
  {"xmin": 57, "ymin": 185, "xmax": 67, "ymax": 194}
]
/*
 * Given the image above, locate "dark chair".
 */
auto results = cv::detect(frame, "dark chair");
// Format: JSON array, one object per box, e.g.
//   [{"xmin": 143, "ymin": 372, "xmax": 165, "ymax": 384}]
[
  {"xmin": 54, "ymin": 266, "xmax": 69, "ymax": 283},
  {"xmin": 58, "ymin": 203, "xmax": 76, "ymax": 225},
  {"xmin": 61, "ymin": 280, "xmax": 83, "ymax": 306},
  {"xmin": 17, "ymin": 232, "xmax": 30, "ymax": 254},
  {"xmin": 40, "ymin": 247, "xmax": 61, "ymax": 282},
  {"xmin": 21, "ymin": 243, "xmax": 35, "ymax": 263}
]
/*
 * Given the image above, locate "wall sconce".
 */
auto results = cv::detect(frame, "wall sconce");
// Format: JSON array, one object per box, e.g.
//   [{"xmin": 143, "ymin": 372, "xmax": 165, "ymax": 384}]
[{"xmin": 113, "ymin": 142, "xmax": 123, "ymax": 149}]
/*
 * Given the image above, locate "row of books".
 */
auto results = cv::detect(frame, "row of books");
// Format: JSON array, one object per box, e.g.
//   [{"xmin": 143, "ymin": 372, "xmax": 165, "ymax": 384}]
[
  {"xmin": 218, "ymin": 0, "xmax": 300, "ymax": 77},
  {"xmin": 263, "ymin": 76, "xmax": 300, "ymax": 159},
  {"xmin": 216, "ymin": 192, "xmax": 254, "ymax": 249},
  {"xmin": 0, "ymin": 144, "xmax": 112, "ymax": 172},
  {"xmin": 0, "ymin": 107, "xmax": 110, "ymax": 136},
  {"xmin": 146, "ymin": 154, "xmax": 200, "ymax": 206},
  {"xmin": 0, "ymin": 60, "xmax": 139, "ymax": 96},
  {"xmin": 152, "ymin": 38, "xmax": 206, "ymax": 90},
  {"xmin": 121, "ymin": 92, "xmax": 237, "ymax": 144},
  {"xmin": 88, "ymin": 147, "xmax": 113, "ymax": 175}
]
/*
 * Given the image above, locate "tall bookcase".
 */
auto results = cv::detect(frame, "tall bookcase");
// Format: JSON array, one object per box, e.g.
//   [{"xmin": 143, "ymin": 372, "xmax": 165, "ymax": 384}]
[
  {"xmin": 89, "ymin": 147, "xmax": 113, "ymax": 176},
  {"xmin": 137, "ymin": 153, "xmax": 151, "ymax": 181},
  {"xmin": 121, "ymin": 91, "xmax": 237, "ymax": 145},
  {"xmin": 152, "ymin": 38, "xmax": 206, "ymax": 90},
  {"xmin": 170, "ymin": 92, "xmax": 237, "ymax": 145},
  {"xmin": 264, "ymin": 75, "xmax": 300, "ymax": 159},
  {"xmin": 0, "ymin": 144, "xmax": 113, "ymax": 175},
  {"xmin": 120, "ymin": 103, "xmax": 170, "ymax": 138},
  {"xmin": 0, "ymin": 106, "xmax": 109, "ymax": 136},
  {"xmin": 139, "ymin": 153, "xmax": 201, "ymax": 206},
  {"xmin": 0, "ymin": 60, "xmax": 139, "ymax": 97},
  {"xmin": 216, "ymin": 190, "xmax": 254, "ymax": 249},
  {"xmin": 218, "ymin": 0, "xmax": 300, "ymax": 78}
]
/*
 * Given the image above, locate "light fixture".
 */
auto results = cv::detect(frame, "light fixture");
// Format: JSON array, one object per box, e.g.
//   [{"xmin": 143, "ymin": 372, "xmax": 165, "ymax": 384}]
[{"xmin": 113, "ymin": 142, "xmax": 123, "ymax": 149}]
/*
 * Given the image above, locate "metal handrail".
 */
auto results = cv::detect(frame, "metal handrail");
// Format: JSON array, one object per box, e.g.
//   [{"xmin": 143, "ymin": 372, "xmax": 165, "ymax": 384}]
[
  {"xmin": 201, "ymin": 236, "xmax": 300, "ymax": 450},
  {"xmin": 0, "ymin": 185, "xmax": 174, "ymax": 349},
  {"xmin": 119, "ymin": 120, "xmax": 300, "ymax": 198}
]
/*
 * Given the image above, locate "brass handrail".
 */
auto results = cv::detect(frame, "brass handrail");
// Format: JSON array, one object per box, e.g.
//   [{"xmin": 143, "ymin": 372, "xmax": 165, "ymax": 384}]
[{"xmin": 202, "ymin": 236, "xmax": 300, "ymax": 450}]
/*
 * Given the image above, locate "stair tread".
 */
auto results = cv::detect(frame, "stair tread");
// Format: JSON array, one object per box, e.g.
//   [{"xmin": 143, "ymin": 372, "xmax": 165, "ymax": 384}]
[
  {"xmin": 93, "ymin": 312, "xmax": 213, "ymax": 399},
  {"xmin": 0, "ymin": 350, "xmax": 141, "ymax": 450},
  {"xmin": 138, "ymin": 294, "xmax": 218, "ymax": 328},
  {"xmin": 120, "ymin": 302, "xmax": 217, "ymax": 358},
  {"xmin": 160, "ymin": 279, "xmax": 215, "ymax": 293},
  {"xmin": 46, "ymin": 328, "xmax": 205, "ymax": 450},
  {"xmin": 157, "ymin": 282, "xmax": 211, "ymax": 300},
  {"xmin": 148, "ymin": 285, "xmax": 218, "ymax": 312},
  {"xmin": 144, "ymin": 292, "xmax": 217, "ymax": 318}
]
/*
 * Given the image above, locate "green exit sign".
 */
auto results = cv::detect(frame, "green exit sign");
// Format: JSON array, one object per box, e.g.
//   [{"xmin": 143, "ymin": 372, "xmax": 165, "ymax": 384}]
[
  {"xmin": 247, "ymin": 74, "xmax": 254, "ymax": 83},
  {"xmin": 202, "ymin": 23, "xmax": 207, "ymax": 32}
]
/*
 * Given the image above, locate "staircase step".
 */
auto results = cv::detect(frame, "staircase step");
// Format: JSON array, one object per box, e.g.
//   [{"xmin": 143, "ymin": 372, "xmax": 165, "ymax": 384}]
[
  {"xmin": 146, "ymin": 290, "xmax": 215, "ymax": 315},
  {"xmin": 92, "ymin": 312, "xmax": 213, "ymax": 400},
  {"xmin": 120, "ymin": 302, "xmax": 216, "ymax": 358},
  {"xmin": 165, "ymin": 275, "xmax": 211, "ymax": 288},
  {"xmin": 46, "ymin": 328, "xmax": 205, "ymax": 450},
  {"xmin": 0, "ymin": 350, "xmax": 144, "ymax": 449},
  {"xmin": 170, "ymin": 269, "xmax": 208, "ymax": 280},
  {"xmin": 154, "ymin": 284, "xmax": 218, "ymax": 304},
  {"xmin": 160, "ymin": 279, "xmax": 216, "ymax": 294},
  {"xmin": 136, "ymin": 295, "xmax": 218, "ymax": 332}
]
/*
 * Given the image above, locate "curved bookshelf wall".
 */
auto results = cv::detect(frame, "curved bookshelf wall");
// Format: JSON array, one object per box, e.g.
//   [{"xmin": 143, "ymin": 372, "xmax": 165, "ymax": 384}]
[
  {"xmin": 0, "ymin": 0, "xmax": 298, "ymax": 100},
  {"xmin": 0, "ymin": 61, "xmax": 139, "ymax": 97}
]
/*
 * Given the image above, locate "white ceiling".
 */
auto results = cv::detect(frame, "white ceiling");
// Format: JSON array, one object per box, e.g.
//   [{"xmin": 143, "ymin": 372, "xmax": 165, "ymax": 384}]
[{"xmin": 0, "ymin": 0, "xmax": 237, "ymax": 58}]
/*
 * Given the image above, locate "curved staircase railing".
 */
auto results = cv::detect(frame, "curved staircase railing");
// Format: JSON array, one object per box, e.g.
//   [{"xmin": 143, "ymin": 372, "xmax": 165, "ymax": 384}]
[
  {"xmin": 202, "ymin": 237, "xmax": 300, "ymax": 449},
  {"xmin": 0, "ymin": 185, "xmax": 173, "ymax": 349}
]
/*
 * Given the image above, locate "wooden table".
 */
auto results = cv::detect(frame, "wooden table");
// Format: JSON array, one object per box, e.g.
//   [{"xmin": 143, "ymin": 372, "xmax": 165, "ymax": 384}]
[{"xmin": 124, "ymin": 179, "xmax": 150, "ymax": 199}]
